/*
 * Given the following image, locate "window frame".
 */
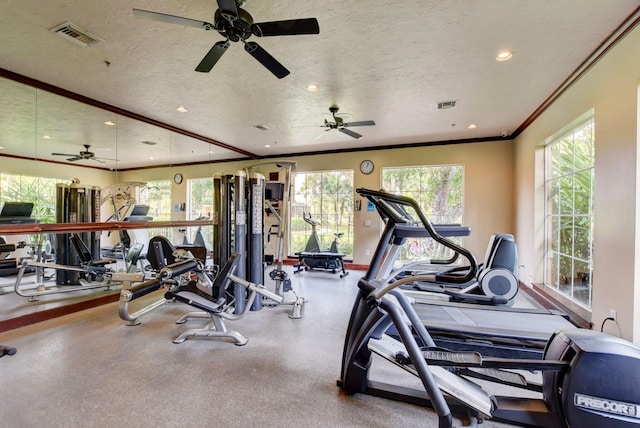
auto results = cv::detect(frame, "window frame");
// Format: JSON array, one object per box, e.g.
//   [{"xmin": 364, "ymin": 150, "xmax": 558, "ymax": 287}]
[
  {"xmin": 381, "ymin": 164, "xmax": 465, "ymax": 263},
  {"xmin": 542, "ymin": 112, "xmax": 595, "ymax": 315},
  {"xmin": 137, "ymin": 179, "xmax": 172, "ymax": 239},
  {"xmin": 290, "ymin": 169, "xmax": 354, "ymax": 258}
]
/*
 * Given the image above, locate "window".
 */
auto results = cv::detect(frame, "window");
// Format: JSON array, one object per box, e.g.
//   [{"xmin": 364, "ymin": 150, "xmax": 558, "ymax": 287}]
[
  {"xmin": 292, "ymin": 170, "xmax": 354, "ymax": 257},
  {"xmin": 137, "ymin": 179, "xmax": 172, "ymax": 239},
  {"xmin": 382, "ymin": 165, "xmax": 464, "ymax": 262},
  {"xmin": 0, "ymin": 173, "xmax": 65, "ymax": 224},
  {"xmin": 186, "ymin": 177, "xmax": 214, "ymax": 246},
  {"xmin": 544, "ymin": 115, "xmax": 595, "ymax": 309}
]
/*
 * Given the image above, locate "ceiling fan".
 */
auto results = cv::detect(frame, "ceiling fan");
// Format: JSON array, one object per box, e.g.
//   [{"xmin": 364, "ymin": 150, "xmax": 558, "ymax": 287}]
[
  {"xmin": 133, "ymin": 0, "xmax": 320, "ymax": 79},
  {"xmin": 317, "ymin": 106, "xmax": 376, "ymax": 140},
  {"xmin": 51, "ymin": 145, "xmax": 118, "ymax": 164}
]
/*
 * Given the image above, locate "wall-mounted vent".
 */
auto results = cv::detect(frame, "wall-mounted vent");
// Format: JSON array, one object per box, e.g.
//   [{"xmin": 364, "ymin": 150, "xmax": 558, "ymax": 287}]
[
  {"xmin": 253, "ymin": 124, "xmax": 269, "ymax": 131},
  {"xmin": 437, "ymin": 100, "xmax": 457, "ymax": 110},
  {"xmin": 50, "ymin": 22, "xmax": 103, "ymax": 47}
]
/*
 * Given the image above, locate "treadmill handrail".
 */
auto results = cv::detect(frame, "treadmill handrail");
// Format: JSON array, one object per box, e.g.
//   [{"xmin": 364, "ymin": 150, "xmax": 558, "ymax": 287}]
[{"xmin": 356, "ymin": 188, "xmax": 478, "ymax": 284}]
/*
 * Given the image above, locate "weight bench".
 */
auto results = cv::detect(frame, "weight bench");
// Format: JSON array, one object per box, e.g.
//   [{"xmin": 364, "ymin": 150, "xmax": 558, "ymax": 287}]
[
  {"xmin": 294, "ymin": 251, "xmax": 349, "ymax": 278},
  {"xmin": 69, "ymin": 233, "xmax": 116, "ymax": 281},
  {"xmin": 164, "ymin": 253, "xmax": 283, "ymax": 345}
]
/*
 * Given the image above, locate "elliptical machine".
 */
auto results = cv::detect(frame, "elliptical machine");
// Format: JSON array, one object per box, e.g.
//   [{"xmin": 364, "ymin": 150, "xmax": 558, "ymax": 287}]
[
  {"xmin": 294, "ymin": 212, "xmax": 348, "ymax": 277},
  {"xmin": 339, "ymin": 188, "xmax": 640, "ymax": 428}
]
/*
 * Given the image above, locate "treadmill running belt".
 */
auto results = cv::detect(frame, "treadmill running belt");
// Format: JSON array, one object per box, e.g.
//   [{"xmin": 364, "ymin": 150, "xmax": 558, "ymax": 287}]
[{"xmin": 414, "ymin": 303, "xmax": 576, "ymax": 341}]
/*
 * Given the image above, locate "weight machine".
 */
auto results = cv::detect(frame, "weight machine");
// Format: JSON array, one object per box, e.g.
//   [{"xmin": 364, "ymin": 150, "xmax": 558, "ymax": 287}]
[
  {"xmin": 247, "ymin": 161, "xmax": 306, "ymax": 318},
  {"xmin": 213, "ymin": 170, "xmax": 265, "ymax": 313}
]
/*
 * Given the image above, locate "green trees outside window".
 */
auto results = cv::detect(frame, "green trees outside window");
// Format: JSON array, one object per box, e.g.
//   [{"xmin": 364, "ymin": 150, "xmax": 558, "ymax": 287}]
[
  {"xmin": 544, "ymin": 117, "xmax": 595, "ymax": 309},
  {"xmin": 382, "ymin": 165, "xmax": 464, "ymax": 262},
  {"xmin": 186, "ymin": 177, "xmax": 214, "ymax": 245},
  {"xmin": 292, "ymin": 170, "xmax": 354, "ymax": 257},
  {"xmin": 0, "ymin": 173, "xmax": 64, "ymax": 224},
  {"xmin": 138, "ymin": 179, "xmax": 172, "ymax": 239}
]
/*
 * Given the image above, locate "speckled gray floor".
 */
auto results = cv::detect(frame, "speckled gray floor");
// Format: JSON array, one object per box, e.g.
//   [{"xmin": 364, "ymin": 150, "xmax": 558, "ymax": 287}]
[{"xmin": 0, "ymin": 268, "xmax": 528, "ymax": 427}]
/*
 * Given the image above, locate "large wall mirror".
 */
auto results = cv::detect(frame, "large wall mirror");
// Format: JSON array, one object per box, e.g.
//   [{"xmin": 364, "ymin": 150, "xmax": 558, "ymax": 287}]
[{"xmin": 0, "ymin": 74, "xmax": 234, "ymax": 328}]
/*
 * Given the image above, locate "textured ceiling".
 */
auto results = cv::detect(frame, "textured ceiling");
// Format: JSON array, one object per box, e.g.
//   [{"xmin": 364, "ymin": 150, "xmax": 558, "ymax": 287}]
[{"xmin": 1, "ymin": 0, "xmax": 639, "ymax": 169}]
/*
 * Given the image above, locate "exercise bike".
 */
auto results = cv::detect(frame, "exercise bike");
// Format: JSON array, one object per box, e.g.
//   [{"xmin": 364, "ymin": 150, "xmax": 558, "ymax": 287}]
[
  {"xmin": 294, "ymin": 212, "xmax": 348, "ymax": 277},
  {"xmin": 338, "ymin": 188, "xmax": 640, "ymax": 427}
]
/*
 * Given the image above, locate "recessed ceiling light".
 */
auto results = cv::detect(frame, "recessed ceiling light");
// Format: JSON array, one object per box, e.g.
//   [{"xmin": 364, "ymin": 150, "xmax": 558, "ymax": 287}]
[
  {"xmin": 176, "ymin": 106, "xmax": 188, "ymax": 113},
  {"xmin": 104, "ymin": 120, "xmax": 115, "ymax": 126},
  {"xmin": 0, "ymin": 146, "xmax": 5, "ymax": 150},
  {"xmin": 149, "ymin": 156, "xmax": 155, "ymax": 160},
  {"xmin": 306, "ymin": 82, "xmax": 319, "ymax": 92},
  {"xmin": 42, "ymin": 135, "xmax": 51, "ymax": 139},
  {"xmin": 264, "ymin": 144, "xmax": 271, "ymax": 148},
  {"xmin": 207, "ymin": 150, "xmax": 215, "ymax": 154},
  {"xmin": 467, "ymin": 124, "xmax": 477, "ymax": 129},
  {"xmin": 496, "ymin": 50, "xmax": 513, "ymax": 62}
]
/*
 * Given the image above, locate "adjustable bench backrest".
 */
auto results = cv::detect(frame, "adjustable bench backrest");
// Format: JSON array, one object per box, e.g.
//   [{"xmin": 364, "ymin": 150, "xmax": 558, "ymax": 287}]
[{"xmin": 147, "ymin": 235, "xmax": 177, "ymax": 271}]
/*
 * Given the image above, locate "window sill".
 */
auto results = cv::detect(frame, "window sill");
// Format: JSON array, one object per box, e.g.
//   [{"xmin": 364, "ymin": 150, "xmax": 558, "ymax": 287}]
[{"xmin": 520, "ymin": 282, "xmax": 592, "ymax": 329}]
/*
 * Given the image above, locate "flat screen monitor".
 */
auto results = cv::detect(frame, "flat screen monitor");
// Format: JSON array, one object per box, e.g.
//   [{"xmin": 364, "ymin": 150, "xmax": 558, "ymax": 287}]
[
  {"xmin": 0, "ymin": 202, "xmax": 34, "ymax": 218},
  {"xmin": 129, "ymin": 205, "xmax": 150, "ymax": 216},
  {"xmin": 265, "ymin": 182, "xmax": 285, "ymax": 201}
]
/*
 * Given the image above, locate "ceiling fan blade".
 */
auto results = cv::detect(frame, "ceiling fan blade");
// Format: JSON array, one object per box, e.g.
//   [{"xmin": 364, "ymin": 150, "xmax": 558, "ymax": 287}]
[
  {"xmin": 132, "ymin": 9, "xmax": 215, "ymax": 31},
  {"xmin": 195, "ymin": 41, "xmax": 230, "ymax": 72},
  {"xmin": 94, "ymin": 157, "xmax": 120, "ymax": 162},
  {"xmin": 315, "ymin": 129, "xmax": 330, "ymax": 140},
  {"xmin": 252, "ymin": 18, "xmax": 320, "ymax": 37},
  {"xmin": 244, "ymin": 41, "xmax": 290, "ymax": 79},
  {"xmin": 339, "ymin": 128, "xmax": 363, "ymax": 139},
  {"xmin": 92, "ymin": 158, "xmax": 107, "ymax": 164},
  {"xmin": 51, "ymin": 152, "xmax": 79, "ymax": 157},
  {"xmin": 65, "ymin": 156, "xmax": 82, "ymax": 162},
  {"xmin": 343, "ymin": 120, "xmax": 376, "ymax": 127},
  {"xmin": 216, "ymin": 0, "xmax": 239, "ymax": 21}
]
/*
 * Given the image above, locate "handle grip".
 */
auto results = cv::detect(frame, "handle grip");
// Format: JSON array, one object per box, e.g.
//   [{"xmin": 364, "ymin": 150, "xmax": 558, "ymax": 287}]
[{"xmin": 251, "ymin": 284, "xmax": 284, "ymax": 304}]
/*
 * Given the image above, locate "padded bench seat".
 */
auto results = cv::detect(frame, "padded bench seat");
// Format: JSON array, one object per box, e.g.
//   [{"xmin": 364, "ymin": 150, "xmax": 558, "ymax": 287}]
[{"xmin": 294, "ymin": 251, "xmax": 348, "ymax": 278}]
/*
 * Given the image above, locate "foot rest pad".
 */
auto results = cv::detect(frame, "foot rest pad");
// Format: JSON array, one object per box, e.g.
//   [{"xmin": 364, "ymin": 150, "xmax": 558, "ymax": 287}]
[
  {"xmin": 423, "ymin": 350, "xmax": 482, "ymax": 365},
  {"xmin": 464, "ymin": 367, "xmax": 528, "ymax": 386}
]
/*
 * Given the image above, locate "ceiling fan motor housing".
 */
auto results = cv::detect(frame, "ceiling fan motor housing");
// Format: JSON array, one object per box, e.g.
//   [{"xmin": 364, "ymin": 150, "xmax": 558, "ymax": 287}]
[{"xmin": 214, "ymin": 8, "xmax": 254, "ymax": 42}]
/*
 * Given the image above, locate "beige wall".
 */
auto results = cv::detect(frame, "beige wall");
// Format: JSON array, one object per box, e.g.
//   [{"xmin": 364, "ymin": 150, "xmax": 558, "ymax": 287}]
[
  {"xmin": 514, "ymin": 24, "xmax": 640, "ymax": 342},
  {"xmin": 119, "ymin": 140, "xmax": 515, "ymax": 266},
  {"xmin": 2, "ymin": 140, "xmax": 514, "ymax": 266},
  {"xmin": 0, "ymin": 157, "xmax": 115, "ymax": 188}
]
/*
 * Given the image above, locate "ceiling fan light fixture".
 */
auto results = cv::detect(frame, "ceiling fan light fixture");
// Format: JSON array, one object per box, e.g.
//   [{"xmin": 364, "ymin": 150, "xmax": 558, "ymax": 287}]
[{"xmin": 496, "ymin": 50, "xmax": 513, "ymax": 62}]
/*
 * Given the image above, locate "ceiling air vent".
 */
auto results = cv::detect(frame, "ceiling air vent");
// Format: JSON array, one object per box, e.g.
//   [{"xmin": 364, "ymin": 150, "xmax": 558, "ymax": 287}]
[
  {"xmin": 437, "ymin": 100, "xmax": 457, "ymax": 110},
  {"xmin": 50, "ymin": 22, "xmax": 103, "ymax": 47}
]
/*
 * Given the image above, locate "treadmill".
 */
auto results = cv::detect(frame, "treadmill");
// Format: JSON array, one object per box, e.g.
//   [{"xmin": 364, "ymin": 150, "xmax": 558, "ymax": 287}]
[{"xmin": 357, "ymin": 188, "xmax": 575, "ymax": 358}]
